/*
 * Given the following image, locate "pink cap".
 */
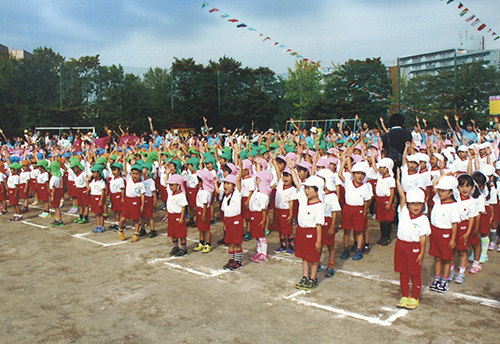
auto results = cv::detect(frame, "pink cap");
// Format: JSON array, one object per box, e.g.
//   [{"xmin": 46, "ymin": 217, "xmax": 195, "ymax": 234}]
[
  {"xmin": 351, "ymin": 154, "xmax": 363, "ymax": 163},
  {"xmin": 328, "ymin": 157, "xmax": 339, "ymax": 166},
  {"xmin": 256, "ymin": 171, "xmax": 273, "ymax": 196},
  {"xmin": 327, "ymin": 147, "xmax": 339, "ymax": 155},
  {"xmin": 223, "ymin": 175, "xmax": 237, "ymax": 185},
  {"xmin": 260, "ymin": 159, "xmax": 269, "ymax": 170},
  {"xmin": 166, "ymin": 174, "xmax": 184, "ymax": 186},
  {"xmin": 196, "ymin": 170, "xmax": 214, "ymax": 193},
  {"xmin": 316, "ymin": 158, "xmax": 330, "ymax": 168},
  {"xmin": 286, "ymin": 152, "xmax": 298, "ymax": 162},
  {"xmin": 297, "ymin": 161, "xmax": 312, "ymax": 173},
  {"xmin": 226, "ymin": 163, "xmax": 238, "ymax": 175}
]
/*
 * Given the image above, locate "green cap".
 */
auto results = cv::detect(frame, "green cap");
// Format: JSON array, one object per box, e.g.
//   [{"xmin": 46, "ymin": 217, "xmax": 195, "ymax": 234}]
[
  {"xmin": 9, "ymin": 162, "xmax": 22, "ymax": 170},
  {"xmin": 239, "ymin": 151, "xmax": 249, "ymax": 160},
  {"xmin": 186, "ymin": 157, "xmax": 200, "ymax": 171},
  {"xmin": 49, "ymin": 161, "xmax": 62, "ymax": 177},
  {"xmin": 91, "ymin": 164, "xmax": 104, "ymax": 172},
  {"xmin": 36, "ymin": 159, "xmax": 49, "ymax": 168},
  {"xmin": 96, "ymin": 157, "xmax": 107, "ymax": 165},
  {"xmin": 109, "ymin": 154, "xmax": 118, "ymax": 161},
  {"xmin": 220, "ymin": 152, "xmax": 232, "ymax": 162},
  {"xmin": 130, "ymin": 164, "xmax": 142, "ymax": 172},
  {"xmin": 111, "ymin": 162, "xmax": 123, "ymax": 171},
  {"xmin": 69, "ymin": 160, "xmax": 84, "ymax": 170}
]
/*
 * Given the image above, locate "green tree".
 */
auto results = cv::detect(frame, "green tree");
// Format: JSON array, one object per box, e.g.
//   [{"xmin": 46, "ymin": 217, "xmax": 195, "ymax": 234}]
[{"xmin": 284, "ymin": 60, "xmax": 323, "ymax": 119}]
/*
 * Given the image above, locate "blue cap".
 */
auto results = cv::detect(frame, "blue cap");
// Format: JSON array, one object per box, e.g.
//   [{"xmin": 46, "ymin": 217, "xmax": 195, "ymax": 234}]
[{"xmin": 36, "ymin": 152, "xmax": 44, "ymax": 159}]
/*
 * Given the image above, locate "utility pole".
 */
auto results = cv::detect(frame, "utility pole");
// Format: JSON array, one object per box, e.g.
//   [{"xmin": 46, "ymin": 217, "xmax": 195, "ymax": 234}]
[
  {"xmin": 397, "ymin": 57, "xmax": 400, "ymax": 113},
  {"xmin": 59, "ymin": 62, "xmax": 63, "ymax": 109},
  {"xmin": 217, "ymin": 71, "xmax": 221, "ymax": 118},
  {"xmin": 454, "ymin": 50, "xmax": 457, "ymax": 112},
  {"xmin": 170, "ymin": 69, "xmax": 174, "ymax": 112},
  {"xmin": 299, "ymin": 69, "xmax": 303, "ymax": 117}
]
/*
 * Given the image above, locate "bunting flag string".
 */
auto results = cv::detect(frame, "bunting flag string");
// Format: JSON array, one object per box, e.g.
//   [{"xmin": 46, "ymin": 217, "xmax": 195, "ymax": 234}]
[
  {"xmin": 199, "ymin": 1, "xmax": 431, "ymax": 115},
  {"xmin": 442, "ymin": 1, "xmax": 500, "ymax": 41}
]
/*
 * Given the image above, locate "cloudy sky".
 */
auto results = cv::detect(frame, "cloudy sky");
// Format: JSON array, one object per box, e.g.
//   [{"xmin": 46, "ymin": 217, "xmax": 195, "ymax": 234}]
[{"xmin": 1, "ymin": 0, "xmax": 498, "ymax": 74}]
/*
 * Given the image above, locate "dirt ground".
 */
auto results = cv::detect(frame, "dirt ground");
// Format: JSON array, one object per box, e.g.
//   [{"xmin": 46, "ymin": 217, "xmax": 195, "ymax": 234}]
[{"xmin": 0, "ymin": 202, "xmax": 499, "ymax": 344}]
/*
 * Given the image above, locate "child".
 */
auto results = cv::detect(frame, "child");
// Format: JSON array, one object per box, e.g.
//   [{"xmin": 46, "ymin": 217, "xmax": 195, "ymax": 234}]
[
  {"xmin": 429, "ymin": 175, "xmax": 460, "ymax": 293},
  {"xmin": 66, "ymin": 157, "xmax": 80, "ymax": 214},
  {"xmin": 248, "ymin": 171, "xmax": 272, "ymax": 263},
  {"xmin": 71, "ymin": 159, "xmax": 90, "ymax": 224},
  {"xmin": 48, "ymin": 161, "xmax": 64, "ymax": 227},
  {"xmin": 394, "ymin": 173, "xmax": 430, "ymax": 310},
  {"xmin": 241, "ymin": 159, "xmax": 255, "ymax": 242},
  {"xmin": 452, "ymin": 174, "xmax": 479, "ymax": 282},
  {"xmin": 193, "ymin": 169, "xmax": 214, "ymax": 253},
  {"xmin": 7, "ymin": 162, "xmax": 22, "ymax": 221},
  {"xmin": 0, "ymin": 162, "xmax": 7, "ymax": 215},
  {"xmin": 317, "ymin": 168, "xmax": 341, "ymax": 278},
  {"xmin": 470, "ymin": 170, "xmax": 492, "ymax": 266},
  {"xmin": 215, "ymin": 170, "xmax": 244, "ymax": 271},
  {"xmin": 29, "ymin": 160, "xmax": 40, "ymax": 207},
  {"xmin": 273, "ymin": 167, "xmax": 298, "ymax": 255},
  {"xmin": 88, "ymin": 164, "xmax": 107, "ymax": 233},
  {"xmin": 166, "ymin": 174, "xmax": 189, "ymax": 256},
  {"xmin": 338, "ymin": 160, "xmax": 372, "ymax": 261},
  {"xmin": 118, "ymin": 164, "xmax": 145, "ymax": 242},
  {"xmin": 372, "ymin": 157, "xmax": 396, "ymax": 246},
  {"xmin": 36, "ymin": 160, "xmax": 51, "ymax": 218},
  {"xmin": 288, "ymin": 160, "xmax": 324, "ymax": 290},
  {"xmin": 108, "ymin": 162, "xmax": 125, "ymax": 231},
  {"xmin": 139, "ymin": 162, "xmax": 157, "ymax": 238},
  {"xmin": 184, "ymin": 157, "xmax": 200, "ymax": 228},
  {"xmin": 19, "ymin": 160, "xmax": 31, "ymax": 214}
]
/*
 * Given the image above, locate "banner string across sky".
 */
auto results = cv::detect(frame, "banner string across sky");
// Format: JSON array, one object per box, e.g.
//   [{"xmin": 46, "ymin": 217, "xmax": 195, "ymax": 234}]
[{"xmin": 443, "ymin": 0, "xmax": 499, "ymax": 41}]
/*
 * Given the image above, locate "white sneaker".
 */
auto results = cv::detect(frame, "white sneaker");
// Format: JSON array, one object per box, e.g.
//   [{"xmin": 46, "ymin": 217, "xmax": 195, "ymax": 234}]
[
  {"xmin": 479, "ymin": 253, "xmax": 489, "ymax": 263},
  {"xmin": 488, "ymin": 242, "xmax": 497, "ymax": 251}
]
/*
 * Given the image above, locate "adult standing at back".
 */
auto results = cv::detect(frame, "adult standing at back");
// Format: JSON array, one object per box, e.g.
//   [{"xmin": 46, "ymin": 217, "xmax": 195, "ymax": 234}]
[{"xmin": 381, "ymin": 113, "xmax": 412, "ymax": 169}]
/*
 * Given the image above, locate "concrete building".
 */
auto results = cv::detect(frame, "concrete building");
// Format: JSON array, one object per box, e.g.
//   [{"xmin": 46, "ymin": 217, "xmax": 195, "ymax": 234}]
[
  {"xmin": 9, "ymin": 49, "xmax": 32, "ymax": 60},
  {"xmin": 0, "ymin": 44, "xmax": 8, "ymax": 58}
]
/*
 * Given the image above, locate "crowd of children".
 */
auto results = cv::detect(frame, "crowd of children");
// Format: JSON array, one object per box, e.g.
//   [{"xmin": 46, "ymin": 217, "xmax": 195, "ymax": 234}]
[{"xmin": 1, "ymin": 114, "xmax": 499, "ymax": 311}]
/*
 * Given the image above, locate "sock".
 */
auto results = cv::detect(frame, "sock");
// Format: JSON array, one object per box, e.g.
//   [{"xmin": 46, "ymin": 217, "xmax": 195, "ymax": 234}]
[
  {"xmin": 490, "ymin": 229, "xmax": 497, "ymax": 242},
  {"xmin": 256, "ymin": 238, "xmax": 262, "ymax": 254},
  {"xmin": 411, "ymin": 275, "xmax": 422, "ymax": 299},
  {"xmin": 235, "ymin": 249, "xmax": 243, "ymax": 262},
  {"xmin": 229, "ymin": 250, "xmax": 235, "ymax": 261},
  {"xmin": 181, "ymin": 241, "xmax": 187, "ymax": 251},
  {"xmin": 288, "ymin": 235, "xmax": 295, "ymax": 249},
  {"xmin": 434, "ymin": 275, "xmax": 441, "ymax": 281},
  {"xmin": 480, "ymin": 237, "xmax": 489, "ymax": 256},
  {"xmin": 328, "ymin": 260, "xmax": 334, "ymax": 268},
  {"xmin": 442, "ymin": 276, "xmax": 450, "ymax": 282},
  {"xmin": 260, "ymin": 237, "xmax": 268, "ymax": 255},
  {"xmin": 200, "ymin": 240, "xmax": 206, "ymax": 246},
  {"xmin": 115, "ymin": 221, "xmax": 119, "ymax": 226},
  {"xmin": 450, "ymin": 265, "xmax": 455, "ymax": 272},
  {"xmin": 385, "ymin": 223, "xmax": 392, "ymax": 238},
  {"xmin": 280, "ymin": 238, "xmax": 286, "ymax": 248},
  {"xmin": 458, "ymin": 266, "xmax": 466, "ymax": 274},
  {"xmin": 173, "ymin": 240, "xmax": 179, "ymax": 248},
  {"xmin": 79, "ymin": 215, "xmax": 83, "ymax": 220},
  {"xmin": 84, "ymin": 215, "xmax": 89, "ymax": 221},
  {"xmin": 400, "ymin": 273, "xmax": 410, "ymax": 298},
  {"xmin": 380, "ymin": 222, "xmax": 386, "ymax": 237}
]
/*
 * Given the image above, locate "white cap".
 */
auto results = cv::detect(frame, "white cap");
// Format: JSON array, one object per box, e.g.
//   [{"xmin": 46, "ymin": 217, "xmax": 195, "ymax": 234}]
[
  {"xmin": 480, "ymin": 164, "xmax": 495, "ymax": 177},
  {"xmin": 436, "ymin": 176, "xmax": 458, "ymax": 190},
  {"xmin": 478, "ymin": 143, "xmax": 486, "ymax": 150},
  {"xmin": 310, "ymin": 127, "xmax": 318, "ymax": 134},
  {"xmin": 303, "ymin": 175, "xmax": 325, "ymax": 190},
  {"xmin": 432, "ymin": 153, "xmax": 444, "ymax": 162},
  {"xmin": 267, "ymin": 128, "xmax": 274, "ymax": 134},
  {"xmin": 316, "ymin": 168, "xmax": 335, "ymax": 192},
  {"xmin": 457, "ymin": 145, "xmax": 468, "ymax": 152},
  {"xmin": 407, "ymin": 155, "xmax": 419, "ymax": 163},
  {"xmin": 377, "ymin": 158, "xmax": 394, "ymax": 170},
  {"xmin": 416, "ymin": 153, "xmax": 429, "ymax": 163},
  {"xmin": 495, "ymin": 161, "xmax": 500, "ymax": 170},
  {"xmin": 352, "ymin": 162, "xmax": 368, "ymax": 174},
  {"xmin": 406, "ymin": 188, "xmax": 425, "ymax": 203}
]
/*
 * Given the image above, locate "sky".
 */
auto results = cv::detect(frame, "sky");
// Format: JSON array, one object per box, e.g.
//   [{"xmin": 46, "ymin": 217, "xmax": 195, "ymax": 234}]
[{"xmin": 1, "ymin": 0, "xmax": 499, "ymax": 74}]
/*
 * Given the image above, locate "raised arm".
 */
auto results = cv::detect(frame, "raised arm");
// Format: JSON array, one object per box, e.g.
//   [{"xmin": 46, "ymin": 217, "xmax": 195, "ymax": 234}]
[{"xmin": 396, "ymin": 168, "xmax": 406, "ymax": 208}]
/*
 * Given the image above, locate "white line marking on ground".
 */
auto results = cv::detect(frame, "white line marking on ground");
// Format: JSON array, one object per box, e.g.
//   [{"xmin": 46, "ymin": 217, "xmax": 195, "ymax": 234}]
[
  {"xmin": 337, "ymin": 270, "xmax": 400, "ymax": 285},
  {"xmin": 450, "ymin": 292, "xmax": 500, "ymax": 309},
  {"xmin": 147, "ymin": 257, "xmax": 178, "ymax": 264},
  {"xmin": 161, "ymin": 261, "xmax": 230, "ymax": 278},
  {"xmin": 385, "ymin": 309, "xmax": 408, "ymax": 323},
  {"xmin": 20, "ymin": 220, "xmax": 49, "ymax": 229},
  {"xmin": 71, "ymin": 233, "xmax": 127, "ymax": 247},
  {"xmin": 283, "ymin": 290, "xmax": 307, "ymax": 299}
]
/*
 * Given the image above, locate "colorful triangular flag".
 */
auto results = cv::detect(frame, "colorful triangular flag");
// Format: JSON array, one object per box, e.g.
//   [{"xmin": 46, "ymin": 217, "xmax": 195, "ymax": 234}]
[
  {"xmin": 458, "ymin": 2, "xmax": 463, "ymax": 9},
  {"xmin": 465, "ymin": 15, "xmax": 475, "ymax": 22},
  {"xmin": 228, "ymin": 18, "xmax": 238, "ymax": 23},
  {"xmin": 202, "ymin": 2, "xmax": 209, "ymax": 9},
  {"xmin": 263, "ymin": 37, "xmax": 270, "ymax": 42},
  {"xmin": 209, "ymin": 8, "xmax": 219, "ymax": 13},
  {"xmin": 237, "ymin": 23, "xmax": 247, "ymax": 28},
  {"xmin": 248, "ymin": 27, "xmax": 256, "ymax": 31},
  {"xmin": 495, "ymin": 36, "xmax": 500, "ymax": 41},
  {"xmin": 459, "ymin": 8, "xmax": 468, "ymax": 16},
  {"xmin": 478, "ymin": 23, "xmax": 486, "ymax": 31},
  {"xmin": 446, "ymin": 0, "xmax": 454, "ymax": 4},
  {"xmin": 471, "ymin": 18, "xmax": 480, "ymax": 26},
  {"xmin": 220, "ymin": 13, "xmax": 229, "ymax": 18}
]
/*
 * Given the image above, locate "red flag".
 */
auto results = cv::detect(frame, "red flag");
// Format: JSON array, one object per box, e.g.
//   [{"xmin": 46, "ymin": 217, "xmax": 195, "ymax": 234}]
[
  {"xmin": 458, "ymin": 2, "xmax": 463, "ymax": 9},
  {"xmin": 478, "ymin": 23, "xmax": 486, "ymax": 31},
  {"xmin": 93, "ymin": 136, "xmax": 110, "ymax": 149},
  {"xmin": 209, "ymin": 8, "xmax": 219, "ymax": 13},
  {"xmin": 228, "ymin": 18, "xmax": 238, "ymax": 22},
  {"xmin": 465, "ymin": 15, "xmax": 475, "ymax": 22}
]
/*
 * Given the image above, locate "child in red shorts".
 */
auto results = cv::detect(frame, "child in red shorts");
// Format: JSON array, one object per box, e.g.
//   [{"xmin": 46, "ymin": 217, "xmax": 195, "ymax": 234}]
[
  {"xmin": 394, "ymin": 173, "xmax": 430, "ymax": 310},
  {"xmin": 36, "ymin": 160, "xmax": 51, "ymax": 218},
  {"xmin": 371, "ymin": 156, "xmax": 396, "ymax": 246},
  {"xmin": 316, "ymin": 168, "xmax": 341, "ymax": 278},
  {"xmin": 7, "ymin": 162, "xmax": 22, "ymax": 221},
  {"xmin": 89, "ymin": 164, "xmax": 107, "ymax": 233},
  {"xmin": 193, "ymin": 169, "xmax": 214, "ymax": 253},
  {"xmin": 429, "ymin": 175, "xmax": 460, "ymax": 293},
  {"xmin": 338, "ymin": 156, "xmax": 373, "ymax": 261},
  {"xmin": 19, "ymin": 160, "xmax": 31, "ymax": 214},
  {"xmin": 118, "ymin": 164, "xmax": 145, "ymax": 242},
  {"xmin": 139, "ymin": 162, "xmax": 157, "ymax": 238},
  {"xmin": 166, "ymin": 174, "xmax": 189, "ymax": 256},
  {"xmin": 48, "ymin": 161, "xmax": 64, "ymax": 227},
  {"xmin": 108, "ymin": 163, "xmax": 125, "ymax": 231},
  {"xmin": 248, "ymin": 170, "xmax": 272, "ymax": 263}
]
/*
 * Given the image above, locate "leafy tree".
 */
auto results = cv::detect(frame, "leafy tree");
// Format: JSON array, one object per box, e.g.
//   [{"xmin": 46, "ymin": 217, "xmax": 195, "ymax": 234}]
[{"xmin": 284, "ymin": 60, "xmax": 323, "ymax": 119}]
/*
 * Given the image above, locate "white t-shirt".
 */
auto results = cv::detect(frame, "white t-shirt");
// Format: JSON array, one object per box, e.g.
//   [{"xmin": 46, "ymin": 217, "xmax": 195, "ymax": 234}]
[
  {"xmin": 49, "ymin": 176, "xmax": 62, "ymax": 189},
  {"xmin": 221, "ymin": 189, "xmax": 242, "ymax": 218},
  {"xmin": 274, "ymin": 180, "xmax": 298, "ymax": 210},
  {"xmin": 89, "ymin": 179, "xmax": 106, "ymax": 196},
  {"xmin": 7, "ymin": 175, "xmax": 20, "ymax": 189},
  {"xmin": 401, "ymin": 166, "xmax": 423, "ymax": 192},
  {"xmin": 431, "ymin": 196, "xmax": 461, "ymax": 228},
  {"xmin": 166, "ymin": 191, "xmax": 188, "ymax": 214},
  {"xmin": 109, "ymin": 176, "xmax": 125, "ymax": 195},
  {"xmin": 37, "ymin": 171, "xmax": 49, "ymax": 184},
  {"xmin": 457, "ymin": 195, "xmax": 479, "ymax": 222},
  {"xmin": 241, "ymin": 177, "xmax": 255, "ymax": 198},
  {"xmin": 75, "ymin": 171, "xmax": 87, "ymax": 189},
  {"xmin": 323, "ymin": 192, "xmax": 341, "ymax": 218},
  {"xmin": 20, "ymin": 170, "xmax": 30, "ymax": 184},
  {"xmin": 30, "ymin": 169, "xmax": 40, "ymax": 180},
  {"xmin": 143, "ymin": 178, "xmax": 156, "ymax": 197},
  {"xmin": 297, "ymin": 189, "xmax": 324, "ymax": 228},
  {"xmin": 125, "ymin": 175, "xmax": 146, "ymax": 198},
  {"xmin": 397, "ymin": 205, "xmax": 431, "ymax": 242},
  {"xmin": 375, "ymin": 175, "xmax": 395, "ymax": 197},
  {"xmin": 248, "ymin": 191, "xmax": 270, "ymax": 212},
  {"xmin": 344, "ymin": 179, "xmax": 372, "ymax": 206},
  {"xmin": 183, "ymin": 170, "xmax": 199, "ymax": 189},
  {"xmin": 196, "ymin": 189, "xmax": 211, "ymax": 208}
]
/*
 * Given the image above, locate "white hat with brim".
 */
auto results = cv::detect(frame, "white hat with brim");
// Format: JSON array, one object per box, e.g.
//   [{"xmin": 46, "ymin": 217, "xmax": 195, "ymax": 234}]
[
  {"xmin": 406, "ymin": 188, "xmax": 425, "ymax": 203},
  {"xmin": 436, "ymin": 176, "xmax": 458, "ymax": 190}
]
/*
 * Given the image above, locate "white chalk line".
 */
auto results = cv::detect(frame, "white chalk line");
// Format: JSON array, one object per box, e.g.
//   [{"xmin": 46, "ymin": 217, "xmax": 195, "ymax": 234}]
[
  {"xmin": 20, "ymin": 220, "xmax": 49, "ymax": 229},
  {"xmin": 71, "ymin": 232, "xmax": 127, "ymax": 247},
  {"xmin": 160, "ymin": 261, "xmax": 230, "ymax": 278}
]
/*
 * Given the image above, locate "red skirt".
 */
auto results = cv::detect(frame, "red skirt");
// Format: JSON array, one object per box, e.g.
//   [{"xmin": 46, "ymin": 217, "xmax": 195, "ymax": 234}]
[
  {"xmin": 77, "ymin": 187, "xmax": 90, "ymax": 207},
  {"xmin": 19, "ymin": 183, "xmax": 29, "ymax": 199},
  {"xmin": 8, "ymin": 188, "xmax": 19, "ymax": 206},
  {"xmin": 68, "ymin": 180, "xmax": 77, "ymax": 198},
  {"xmin": 479, "ymin": 207, "xmax": 491, "ymax": 235},
  {"xmin": 141, "ymin": 196, "xmax": 154, "ymax": 218},
  {"xmin": 322, "ymin": 217, "xmax": 335, "ymax": 246},
  {"xmin": 167, "ymin": 212, "xmax": 187, "ymax": 238},
  {"xmin": 376, "ymin": 196, "xmax": 394, "ymax": 222},
  {"xmin": 159, "ymin": 185, "xmax": 168, "ymax": 202},
  {"xmin": 249, "ymin": 211, "xmax": 265, "ymax": 238},
  {"xmin": 110, "ymin": 192, "xmax": 123, "ymax": 212},
  {"xmin": 196, "ymin": 206, "xmax": 211, "ymax": 231},
  {"xmin": 90, "ymin": 195, "xmax": 105, "ymax": 214},
  {"xmin": 494, "ymin": 203, "xmax": 500, "ymax": 222},
  {"xmin": 186, "ymin": 187, "xmax": 198, "ymax": 207},
  {"xmin": 50, "ymin": 188, "xmax": 64, "ymax": 208},
  {"xmin": 456, "ymin": 220, "xmax": 470, "ymax": 251},
  {"xmin": 296, "ymin": 226, "xmax": 320, "ymax": 262},
  {"xmin": 30, "ymin": 178, "xmax": 37, "ymax": 194},
  {"xmin": 122, "ymin": 196, "xmax": 141, "ymax": 221},
  {"xmin": 37, "ymin": 183, "xmax": 49, "ymax": 202},
  {"xmin": 394, "ymin": 239, "xmax": 423, "ymax": 275},
  {"xmin": 224, "ymin": 214, "xmax": 244, "ymax": 244},
  {"xmin": 241, "ymin": 196, "xmax": 250, "ymax": 220},
  {"xmin": 274, "ymin": 208, "xmax": 293, "ymax": 235}
]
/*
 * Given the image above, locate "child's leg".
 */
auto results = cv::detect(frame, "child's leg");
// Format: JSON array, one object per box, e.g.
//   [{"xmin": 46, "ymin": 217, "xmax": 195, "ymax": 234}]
[
  {"xmin": 78, "ymin": 205, "xmax": 84, "ymax": 217},
  {"xmin": 363, "ymin": 227, "xmax": 370, "ymax": 247},
  {"xmin": 410, "ymin": 274, "xmax": 422, "ymax": 299},
  {"xmin": 328, "ymin": 245, "xmax": 336, "ymax": 268},
  {"xmin": 180, "ymin": 238, "xmax": 187, "ymax": 252},
  {"xmin": 260, "ymin": 237, "xmax": 268, "ymax": 256},
  {"xmin": 356, "ymin": 231, "xmax": 364, "ymax": 250},
  {"xmin": 235, "ymin": 244, "xmax": 243, "ymax": 263},
  {"xmin": 83, "ymin": 205, "xmax": 89, "ymax": 217},
  {"xmin": 310, "ymin": 261, "xmax": 320, "ymax": 280},
  {"xmin": 228, "ymin": 243, "xmax": 235, "ymax": 261},
  {"xmin": 206, "ymin": 231, "xmax": 211, "ymax": 245},
  {"xmin": 14, "ymin": 205, "xmax": 20, "ymax": 215},
  {"xmin": 55, "ymin": 207, "xmax": 62, "ymax": 220},
  {"xmin": 434, "ymin": 257, "xmax": 443, "ymax": 276},
  {"xmin": 43, "ymin": 201, "xmax": 49, "ymax": 212},
  {"xmin": 343, "ymin": 229, "xmax": 351, "ymax": 248},
  {"xmin": 442, "ymin": 260, "xmax": 452, "ymax": 279},
  {"xmin": 490, "ymin": 220, "xmax": 498, "ymax": 244},
  {"xmin": 458, "ymin": 250, "xmax": 468, "ymax": 272},
  {"xmin": 472, "ymin": 244, "xmax": 481, "ymax": 261},
  {"xmin": 302, "ymin": 259, "xmax": 309, "ymax": 278},
  {"xmin": 400, "ymin": 272, "xmax": 410, "ymax": 298},
  {"xmin": 148, "ymin": 218, "xmax": 155, "ymax": 231}
]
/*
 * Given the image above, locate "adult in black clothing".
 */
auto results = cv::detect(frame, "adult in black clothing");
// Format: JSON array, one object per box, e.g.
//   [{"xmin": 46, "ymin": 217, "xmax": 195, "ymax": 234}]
[{"xmin": 379, "ymin": 113, "xmax": 412, "ymax": 245}]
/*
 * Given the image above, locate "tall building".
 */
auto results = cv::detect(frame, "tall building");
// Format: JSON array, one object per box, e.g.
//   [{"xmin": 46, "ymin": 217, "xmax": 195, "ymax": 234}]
[
  {"xmin": 9, "ymin": 49, "xmax": 32, "ymax": 60},
  {"xmin": 398, "ymin": 48, "xmax": 500, "ymax": 77}
]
